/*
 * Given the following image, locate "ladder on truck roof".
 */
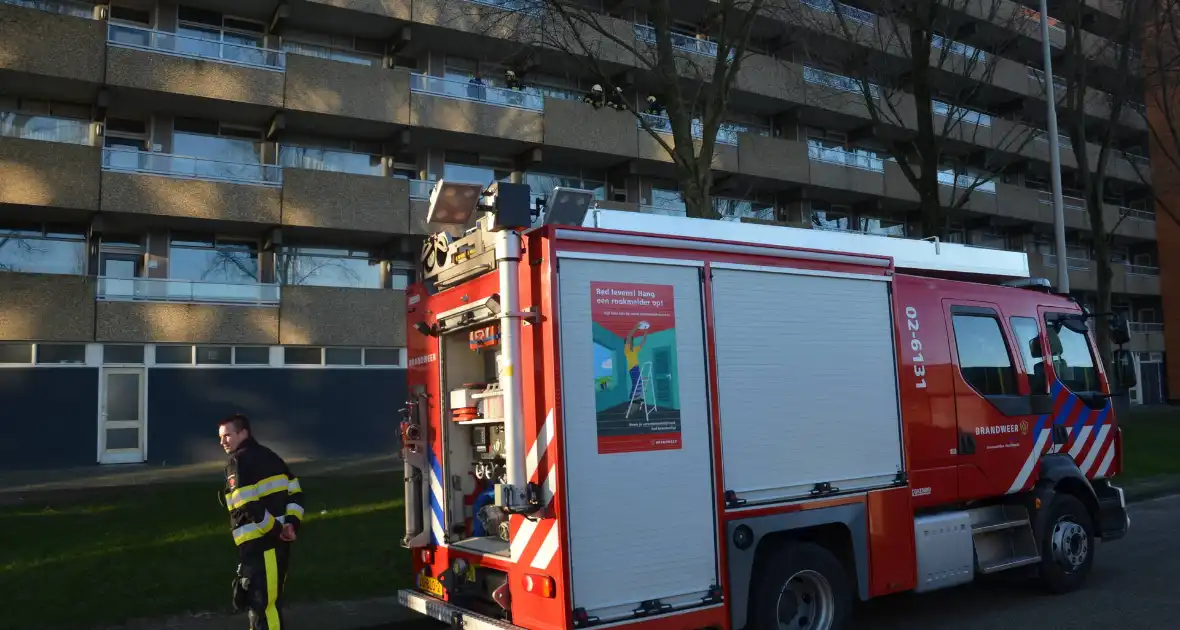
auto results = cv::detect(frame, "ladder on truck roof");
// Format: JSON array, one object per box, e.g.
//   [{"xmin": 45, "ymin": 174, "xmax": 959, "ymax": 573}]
[{"xmin": 580, "ymin": 209, "xmax": 1032, "ymax": 280}]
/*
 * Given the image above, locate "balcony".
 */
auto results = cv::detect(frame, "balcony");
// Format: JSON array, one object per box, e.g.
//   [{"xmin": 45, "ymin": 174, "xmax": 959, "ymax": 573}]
[
  {"xmin": 738, "ymin": 135, "xmax": 810, "ymax": 183},
  {"xmin": 1120, "ymin": 264, "xmax": 1160, "ymax": 295},
  {"xmin": 807, "ymin": 140, "xmax": 884, "ymax": 195},
  {"xmin": 96, "ymin": 277, "xmax": 280, "ymax": 306},
  {"xmin": 105, "ymin": 23, "xmax": 285, "ymax": 107},
  {"xmin": 100, "ymin": 148, "xmax": 282, "ymax": 224},
  {"xmin": 636, "ymin": 113, "xmax": 741, "ymax": 171},
  {"xmin": 280, "ymin": 286, "xmax": 406, "ymax": 347},
  {"xmin": 632, "ymin": 24, "xmax": 732, "ymax": 61},
  {"xmin": 284, "ymin": 54, "xmax": 410, "ymax": 124},
  {"xmin": 937, "ymin": 169, "xmax": 997, "ymax": 213},
  {"xmin": 409, "ymin": 74, "xmax": 543, "ymax": 142},
  {"xmin": 543, "ymin": 97, "xmax": 639, "ymax": 157},
  {"xmin": 280, "ymin": 165, "xmax": 411, "ymax": 234},
  {"xmin": 0, "ymin": 272, "xmax": 95, "ymax": 342},
  {"xmin": 0, "ymin": 1, "xmax": 105, "ymax": 84},
  {"xmin": 0, "ymin": 117, "xmax": 100, "ymax": 210},
  {"xmin": 800, "ymin": 0, "xmax": 876, "ymax": 26}
]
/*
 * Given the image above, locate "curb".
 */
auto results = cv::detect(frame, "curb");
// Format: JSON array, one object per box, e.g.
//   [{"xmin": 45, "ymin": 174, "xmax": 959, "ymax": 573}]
[{"xmin": 1123, "ymin": 475, "xmax": 1180, "ymax": 504}]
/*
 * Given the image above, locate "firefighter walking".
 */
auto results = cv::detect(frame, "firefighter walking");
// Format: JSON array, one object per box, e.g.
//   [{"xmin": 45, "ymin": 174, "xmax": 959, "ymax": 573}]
[{"xmin": 219, "ymin": 413, "xmax": 305, "ymax": 630}]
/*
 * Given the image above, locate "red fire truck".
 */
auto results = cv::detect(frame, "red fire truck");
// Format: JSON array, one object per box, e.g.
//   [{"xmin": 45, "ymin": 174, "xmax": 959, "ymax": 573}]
[{"xmin": 397, "ymin": 183, "xmax": 1134, "ymax": 630}]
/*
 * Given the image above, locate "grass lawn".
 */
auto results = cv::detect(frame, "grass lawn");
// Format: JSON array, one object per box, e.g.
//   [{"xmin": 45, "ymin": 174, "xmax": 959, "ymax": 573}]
[
  {"xmin": 0, "ymin": 473, "xmax": 412, "ymax": 630},
  {"xmin": 1119, "ymin": 405, "xmax": 1180, "ymax": 481}
]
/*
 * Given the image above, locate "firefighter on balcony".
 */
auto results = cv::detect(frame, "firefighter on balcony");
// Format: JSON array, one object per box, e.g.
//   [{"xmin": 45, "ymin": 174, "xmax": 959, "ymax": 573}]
[
  {"xmin": 219, "ymin": 413, "xmax": 305, "ymax": 630},
  {"xmin": 643, "ymin": 95, "xmax": 665, "ymax": 117},
  {"xmin": 583, "ymin": 84, "xmax": 605, "ymax": 108},
  {"xmin": 504, "ymin": 69, "xmax": 524, "ymax": 106},
  {"xmin": 606, "ymin": 86, "xmax": 628, "ymax": 111}
]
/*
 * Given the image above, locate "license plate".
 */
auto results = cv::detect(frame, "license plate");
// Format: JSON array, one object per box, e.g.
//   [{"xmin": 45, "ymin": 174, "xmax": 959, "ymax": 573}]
[{"xmin": 417, "ymin": 574, "xmax": 445, "ymax": 598}]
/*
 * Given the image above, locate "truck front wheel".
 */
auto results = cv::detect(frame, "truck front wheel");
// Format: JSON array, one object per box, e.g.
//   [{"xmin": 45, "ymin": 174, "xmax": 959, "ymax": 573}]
[
  {"xmin": 750, "ymin": 542, "xmax": 852, "ymax": 630},
  {"xmin": 1037, "ymin": 493, "xmax": 1096, "ymax": 594}
]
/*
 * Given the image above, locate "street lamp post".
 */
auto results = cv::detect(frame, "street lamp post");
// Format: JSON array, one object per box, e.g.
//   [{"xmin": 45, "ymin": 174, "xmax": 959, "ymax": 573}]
[{"xmin": 1039, "ymin": 0, "xmax": 1070, "ymax": 294}]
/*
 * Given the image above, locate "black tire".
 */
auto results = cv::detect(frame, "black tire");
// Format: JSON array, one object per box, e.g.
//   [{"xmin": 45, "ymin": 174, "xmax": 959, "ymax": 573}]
[
  {"xmin": 1037, "ymin": 493, "xmax": 1096, "ymax": 594},
  {"xmin": 749, "ymin": 541, "xmax": 853, "ymax": 630}
]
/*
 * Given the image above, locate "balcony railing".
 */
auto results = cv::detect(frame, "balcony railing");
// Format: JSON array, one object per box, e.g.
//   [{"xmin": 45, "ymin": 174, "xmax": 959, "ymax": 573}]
[
  {"xmin": 97, "ymin": 277, "xmax": 281, "ymax": 306},
  {"xmin": 1120, "ymin": 207, "xmax": 1155, "ymax": 221},
  {"xmin": 3, "ymin": 0, "xmax": 95, "ymax": 18},
  {"xmin": 0, "ymin": 114, "xmax": 92, "ymax": 145},
  {"xmin": 281, "ymin": 41, "xmax": 379, "ymax": 67},
  {"xmin": 1130, "ymin": 322, "xmax": 1165, "ymax": 333},
  {"xmin": 638, "ymin": 113, "xmax": 765, "ymax": 146},
  {"xmin": 107, "ymin": 23, "xmax": 286, "ymax": 71},
  {"xmin": 937, "ymin": 170, "xmax": 996, "ymax": 193},
  {"xmin": 102, "ymin": 147, "xmax": 283, "ymax": 187},
  {"xmin": 932, "ymin": 34, "xmax": 987, "ymax": 65},
  {"xmin": 640, "ymin": 204, "xmax": 687, "ymax": 217},
  {"xmin": 409, "ymin": 74, "xmax": 543, "ymax": 111},
  {"xmin": 409, "ymin": 179, "xmax": 436, "ymax": 200},
  {"xmin": 278, "ymin": 146, "xmax": 382, "ymax": 177},
  {"xmin": 1038, "ymin": 190, "xmax": 1087, "ymax": 211},
  {"xmin": 1127, "ymin": 264, "xmax": 1159, "ymax": 276},
  {"xmin": 1041, "ymin": 254, "xmax": 1091, "ymax": 270},
  {"xmin": 633, "ymin": 24, "xmax": 734, "ymax": 61},
  {"xmin": 1027, "ymin": 67, "xmax": 1067, "ymax": 93},
  {"xmin": 807, "ymin": 140, "xmax": 884, "ymax": 172},
  {"xmin": 804, "ymin": 66, "xmax": 879, "ymax": 99},
  {"xmin": 1034, "ymin": 130, "xmax": 1072, "ymax": 148},
  {"xmin": 932, "ymin": 100, "xmax": 991, "ymax": 127},
  {"xmin": 800, "ymin": 0, "xmax": 875, "ymax": 25}
]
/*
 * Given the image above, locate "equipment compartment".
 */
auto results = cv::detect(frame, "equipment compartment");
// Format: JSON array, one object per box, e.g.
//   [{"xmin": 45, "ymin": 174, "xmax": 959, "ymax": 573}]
[{"xmin": 440, "ymin": 326, "xmax": 510, "ymax": 556}]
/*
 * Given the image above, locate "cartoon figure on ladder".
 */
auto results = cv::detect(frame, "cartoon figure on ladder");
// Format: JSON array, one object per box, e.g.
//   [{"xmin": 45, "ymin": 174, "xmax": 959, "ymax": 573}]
[{"xmin": 624, "ymin": 321, "xmax": 657, "ymax": 419}]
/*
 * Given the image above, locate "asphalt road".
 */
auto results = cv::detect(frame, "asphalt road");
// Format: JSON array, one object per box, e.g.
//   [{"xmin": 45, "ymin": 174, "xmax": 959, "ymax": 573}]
[
  {"xmin": 378, "ymin": 494, "xmax": 1179, "ymax": 630},
  {"xmin": 855, "ymin": 493, "xmax": 1180, "ymax": 629}
]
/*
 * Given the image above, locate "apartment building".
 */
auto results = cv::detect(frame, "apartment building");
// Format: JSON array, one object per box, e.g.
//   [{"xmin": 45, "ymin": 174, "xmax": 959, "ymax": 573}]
[{"xmin": 0, "ymin": 0, "xmax": 1170, "ymax": 471}]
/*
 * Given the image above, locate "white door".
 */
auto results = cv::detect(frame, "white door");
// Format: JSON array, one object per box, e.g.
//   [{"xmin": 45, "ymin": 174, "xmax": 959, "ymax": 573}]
[
  {"xmin": 99, "ymin": 368, "xmax": 146, "ymax": 464},
  {"xmin": 556, "ymin": 255, "xmax": 718, "ymax": 621}
]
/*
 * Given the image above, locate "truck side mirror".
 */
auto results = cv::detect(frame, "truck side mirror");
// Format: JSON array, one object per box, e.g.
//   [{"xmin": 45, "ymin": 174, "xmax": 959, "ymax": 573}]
[
  {"xmin": 1108, "ymin": 314, "xmax": 1132, "ymax": 346},
  {"xmin": 1113, "ymin": 349, "xmax": 1137, "ymax": 391},
  {"xmin": 1060, "ymin": 314, "xmax": 1090, "ymax": 335}
]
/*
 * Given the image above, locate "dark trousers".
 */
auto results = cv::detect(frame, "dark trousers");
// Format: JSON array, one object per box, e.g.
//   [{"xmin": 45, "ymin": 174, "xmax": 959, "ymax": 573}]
[{"xmin": 241, "ymin": 542, "xmax": 290, "ymax": 629}]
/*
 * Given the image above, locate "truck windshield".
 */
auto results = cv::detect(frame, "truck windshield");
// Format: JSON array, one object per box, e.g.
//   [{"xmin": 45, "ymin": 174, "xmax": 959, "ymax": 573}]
[{"xmin": 1045, "ymin": 314, "xmax": 1100, "ymax": 392}]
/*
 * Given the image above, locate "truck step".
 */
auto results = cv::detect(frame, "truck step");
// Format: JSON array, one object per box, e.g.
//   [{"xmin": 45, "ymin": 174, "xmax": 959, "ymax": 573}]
[
  {"xmin": 971, "ymin": 518, "xmax": 1030, "ymax": 535},
  {"xmin": 978, "ymin": 555, "xmax": 1042, "ymax": 574}
]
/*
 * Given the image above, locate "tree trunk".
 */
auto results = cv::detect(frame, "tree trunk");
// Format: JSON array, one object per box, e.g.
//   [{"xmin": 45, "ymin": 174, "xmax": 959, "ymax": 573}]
[{"xmin": 679, "ymin": 169, "xmax": 714, "ymax": 219}]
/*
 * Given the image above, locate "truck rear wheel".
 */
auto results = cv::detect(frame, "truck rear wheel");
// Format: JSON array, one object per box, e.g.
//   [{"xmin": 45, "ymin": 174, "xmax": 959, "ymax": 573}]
[
  {"xmin": 1037, "ymin": 493, "xmax": 1096, "ymax": 594},
  {"xmin": 750, "ymin": 542, "xmax": 852, "ymax": 630}
]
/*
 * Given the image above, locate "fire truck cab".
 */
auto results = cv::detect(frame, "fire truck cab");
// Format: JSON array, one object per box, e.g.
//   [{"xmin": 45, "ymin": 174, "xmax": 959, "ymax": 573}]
[{"xmin": 398, "ymin": 183, "xmax": 1134, "ymax": 630}]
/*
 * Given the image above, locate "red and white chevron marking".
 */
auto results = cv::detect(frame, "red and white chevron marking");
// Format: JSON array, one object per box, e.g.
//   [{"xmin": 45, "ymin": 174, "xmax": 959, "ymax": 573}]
[{"xmin": 510, "ymin": 409, "xmax": 560, "ymax": 570}]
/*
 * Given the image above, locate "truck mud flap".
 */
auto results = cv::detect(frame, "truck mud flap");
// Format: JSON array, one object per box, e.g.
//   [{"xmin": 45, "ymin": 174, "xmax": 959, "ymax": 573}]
[
  {"xmin": 1091, "ymin": 479, "xmax": 1130, "ymax": 541},
  {"xmin": 399, "ymin": 589, "xmax": 522, "ymax": 630}
]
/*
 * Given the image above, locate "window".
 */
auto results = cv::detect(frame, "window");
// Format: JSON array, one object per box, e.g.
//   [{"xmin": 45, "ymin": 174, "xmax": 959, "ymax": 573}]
[
  {"xmin": 234, "ymin": 347, "xmax": 271, "ymax": 365},
  {"xmin": 811, "ymin": 202, "xmax": 852, "ymax": 231},
  {"xmin": 196, "ymin": 346, "xmax": 233, "ymax": 365},
  {"xmin": 156, "ymin": 345, "xmax": 194, "ymax": 364},
  {"xmin": 859, "ymin": 217, "xmax": 906, "ymax": 237},
  {"xmin": 1010, "ymin": 317, "xmax": 1048, "ymax": 393},
  {"xmin": 714, "ymin": 198, "xmax": 775, "ymax": 222},
  {"xmin": 284, "ymin": 347, "xmax": 323, "ymax": 365},
  {"xmin": 1045, "ymin": 313, "xmax": 1100, "ymax": 392},
  {"xmin": 277, "ymin": 247, "xmax": 381, "ymax": 289},
  {"xmin": 0, "ymin": 96, "xmax": 92, "ymax": 145},
  {"xmin": 364, "ymin": 348, "xmax": 401, "ymax": 366},
  {"xmin": 443, "ymin": 152, "xmax": 513, "ymax": 188},
  {"xmin": 103, "ymin": 344, "xmax": 145, "ymax": 364},
  {"xmin": 170, "ymin": 233, "xmax": 259, "ymax": 285},
  {"xmin": 173, "ymin": 117, "xmax": 265, "ymax": 181},
  {"xmin": 0, "ymin": 343, "xmax": 33, "ymax": 364},
  {"xmin": 177, "ymin": 6, "xmax": 269, "ymax": 66},
  {"xmin": 0, "ymin": 224, "xmax": 87, "ymax": 275},
  {"xmin": 325, "ymin": 348, "xmax": 363, "ymax": 365},
  {"xmin": 36, "ymin": 344, "xmax": 86, "ymax": 364},
  {"xmin": 950, "ymin": 312, "xmax": 1018, "ymax": 396}
]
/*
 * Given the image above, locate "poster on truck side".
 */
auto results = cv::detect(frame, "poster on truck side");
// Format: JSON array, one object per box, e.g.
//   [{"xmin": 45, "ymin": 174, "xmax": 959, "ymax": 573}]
[{"xmin": 590, "ymin": 281, "xmax": 682, "ymax": 454}]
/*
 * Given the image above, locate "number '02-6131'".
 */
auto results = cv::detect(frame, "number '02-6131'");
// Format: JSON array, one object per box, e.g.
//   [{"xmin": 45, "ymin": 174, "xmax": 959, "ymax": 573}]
[{"xmin": 905, "ymin": 307, "xmax": 927, "ymax": 389}]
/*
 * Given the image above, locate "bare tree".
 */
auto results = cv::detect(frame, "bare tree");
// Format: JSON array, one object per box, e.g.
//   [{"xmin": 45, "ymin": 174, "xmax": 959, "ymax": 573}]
[
  {"xmin": 787, "ymin": 0, "xmax": 1040, "ymax": 239},
  {"xmin": 446, "ymin": 0, "xmax": 771, "ymax": 219},
  {"xmin": 1053, "ymin": 0, "xmax": 1154, "ymax": 369}
]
